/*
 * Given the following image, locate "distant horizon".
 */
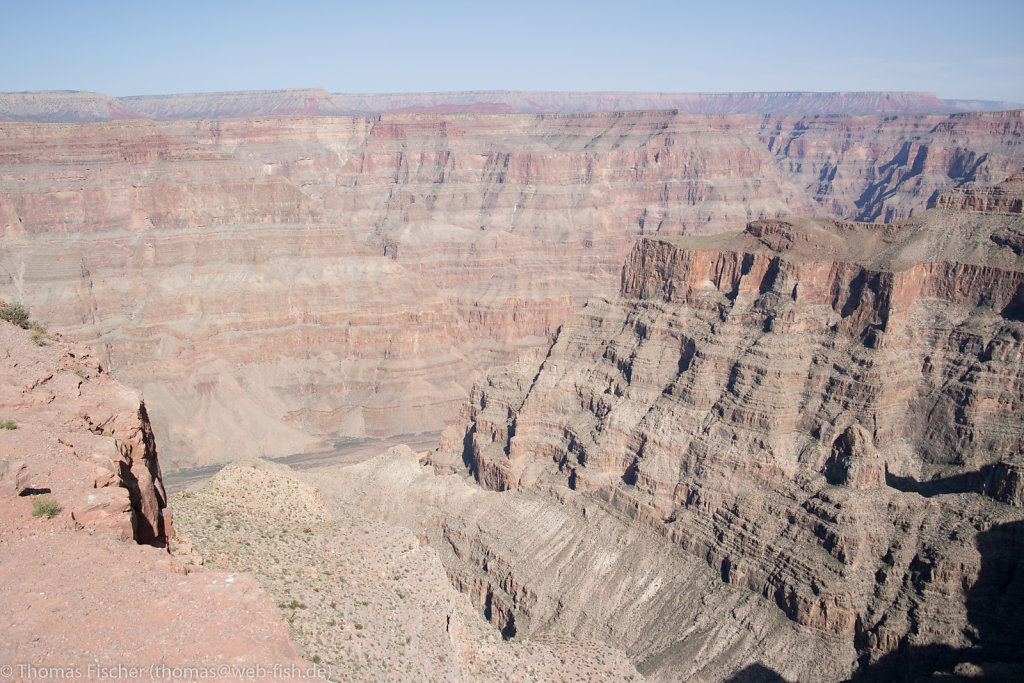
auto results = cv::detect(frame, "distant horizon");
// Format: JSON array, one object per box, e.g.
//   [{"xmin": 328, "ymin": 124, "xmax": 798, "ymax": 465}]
[
  {"xmin": 4, "ymin": 87, "xmax": 1022, "ymax": 107},
  {"xmin": 2, "ymin": 1, "xmax": 1022, "ymax": 102}
]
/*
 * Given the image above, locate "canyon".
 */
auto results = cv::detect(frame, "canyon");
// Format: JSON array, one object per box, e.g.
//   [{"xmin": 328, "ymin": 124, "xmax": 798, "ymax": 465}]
[
  {"xmin": 1, "ymin": 102, "xmax": 1022, "ymax": 467},
  {"xmin": 304, "ymin": 175, "xmax": 1024, "ymax": 681},
  {"xmin": 2, "ymin": 86, "xmax": 1023, "ymax": 680}
]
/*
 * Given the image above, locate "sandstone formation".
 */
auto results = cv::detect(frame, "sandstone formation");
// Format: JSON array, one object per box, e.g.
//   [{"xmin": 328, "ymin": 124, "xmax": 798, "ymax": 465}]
[
  {"xmin": 1, "ymin": 110, "xmax": 1022, "ymax": 467},
  {"xmin": 0, "ymin": 319, "xmax": 318, "ymax": 680},
  {"xmin": 406, "ymin": 176, "xmax": 1024, "ymax": 680},
  {"xmin": 4, "ymin": 89, "xmax": 1019, "ymax": 122}
]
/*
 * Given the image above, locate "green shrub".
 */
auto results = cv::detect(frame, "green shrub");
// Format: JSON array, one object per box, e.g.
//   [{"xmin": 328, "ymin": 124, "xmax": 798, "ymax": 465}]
[
  {"xmin": 32, "ymin": 495, "xmax": 60, "ymax": 519},
  {"xmin": 28, "ymin": 320, "xmax": 57, "ymax": 346},
  {"xmin": 0, "ymin": 303, "xmax": 30, "ymax": 329},
  {"xmin": 1, "ymin": 420, "xmax": 16, "ymax": 430}
]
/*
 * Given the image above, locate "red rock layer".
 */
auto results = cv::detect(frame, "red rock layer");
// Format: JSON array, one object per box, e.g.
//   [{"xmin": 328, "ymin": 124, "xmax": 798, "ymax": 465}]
[
  {"xmin": 0, "ymin": 318, "xmax": 167, "ymax": 542},
  {"xmin": 1, "ymin": 111, "xmax": 1022, "ymax": 467}
]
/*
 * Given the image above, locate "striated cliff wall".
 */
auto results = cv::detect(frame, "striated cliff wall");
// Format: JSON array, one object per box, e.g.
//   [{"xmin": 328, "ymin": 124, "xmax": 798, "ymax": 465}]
[
  {"xmin": 1, "ymin": 111, "xmax": 1022, "ymax": 467},
  {"xmin": 436, "ymin": 176, "xmax": 1024, "ymax": 679}
]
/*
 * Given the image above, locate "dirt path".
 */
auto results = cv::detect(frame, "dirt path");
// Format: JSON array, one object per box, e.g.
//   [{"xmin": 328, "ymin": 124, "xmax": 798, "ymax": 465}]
[{"xmin": 162, "ymin": 431, "xmax": 443, "ymax": 495}]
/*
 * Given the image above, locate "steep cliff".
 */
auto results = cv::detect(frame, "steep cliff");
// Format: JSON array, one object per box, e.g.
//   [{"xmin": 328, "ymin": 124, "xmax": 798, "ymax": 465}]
[
  {"xmin": 1, "ymin": 111, "xmax": 1022, "ymax": 467},
  {"xmin": 0, "ymin": 310, "xmax": 167, "ymax": 542},
  {"xmin": 0, "ymin": 318, "xmax": 315, "ymax": 679},
  {"xmin": 431, "ymin": 174, "xmax": 1024, "ymax": 680}
]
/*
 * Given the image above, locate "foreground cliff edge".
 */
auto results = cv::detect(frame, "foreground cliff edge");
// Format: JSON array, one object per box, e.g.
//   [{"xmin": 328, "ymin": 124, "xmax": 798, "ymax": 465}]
[
  {"xmin": 0, "ymin": 320, "xmax": 318, "ymax": 681},
  {"xmin": 296, "ymin": 175, "xmax": 1024, "ymax": 681}
]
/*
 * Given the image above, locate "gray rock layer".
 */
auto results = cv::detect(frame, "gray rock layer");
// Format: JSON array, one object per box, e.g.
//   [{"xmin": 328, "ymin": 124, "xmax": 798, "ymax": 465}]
[{"xmin": 433, "ymin": 179, "xmax": 1024, "ymax": 680}]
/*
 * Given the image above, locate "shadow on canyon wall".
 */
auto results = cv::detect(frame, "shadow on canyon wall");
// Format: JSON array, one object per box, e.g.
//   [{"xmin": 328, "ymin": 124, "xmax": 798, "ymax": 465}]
[
  {"xmin": 886, "ymin": 464, "xmax": 1020, "ymax": 505},
  {"xmin": 725, "ymin": 519, "xmax": 1024, "ymax": 683},
  {"xmin": 725, "ymin": 663, "xmax": 791, "ymax": 682}
]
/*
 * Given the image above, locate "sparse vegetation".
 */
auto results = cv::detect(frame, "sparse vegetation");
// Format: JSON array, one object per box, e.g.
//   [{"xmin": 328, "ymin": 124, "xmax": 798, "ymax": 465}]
[
  {"xmin": 1, "ymin": 303, "xmax": 57, "ymax": 344},
  {"xmin": 31, "ymin": 495, "xmax": 60, "ymax": 518},
  {"xmin": 0, "ymin": 302, "xmax": 30, "ymax": 328},
  {"xmin": 1, "ymin": 420, "xmax": 16, "ymax": 430},
  {"xmin": 169, "ymin": 462, "xmax": 639, "ymax": 680}
]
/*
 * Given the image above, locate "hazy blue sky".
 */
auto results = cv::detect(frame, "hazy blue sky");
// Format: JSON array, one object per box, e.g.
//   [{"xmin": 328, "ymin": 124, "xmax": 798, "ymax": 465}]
[{"xmin": 2, "ymin": 0, "xmax": 1022, "ymax": 102}]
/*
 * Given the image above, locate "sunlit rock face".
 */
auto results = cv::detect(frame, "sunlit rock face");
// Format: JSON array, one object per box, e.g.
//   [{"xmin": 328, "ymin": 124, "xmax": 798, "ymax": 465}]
[
  {"xmin": 443, "ymin": 176, "xmax": 1024, "ymax": 678},
  {"xmin": 1, "ymin": 110, "xmax": 1021, "ymax": 467}
]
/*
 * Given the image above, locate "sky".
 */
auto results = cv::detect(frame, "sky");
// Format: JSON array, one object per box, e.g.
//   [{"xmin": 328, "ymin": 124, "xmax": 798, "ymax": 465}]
[{"xmin": 1, "ymin": 0, "xmax": 1022, "ymax": 102}]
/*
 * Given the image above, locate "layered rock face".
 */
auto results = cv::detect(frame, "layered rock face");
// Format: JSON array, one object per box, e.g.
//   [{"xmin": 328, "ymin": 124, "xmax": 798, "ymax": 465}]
[
  {"xmin": 754, "ymin": 112, "xmax": 1024, "ymax": 222},
  {"xmin": 312, "ymin": 447, "xmax": 858, "ymax": 682},
  {"xmin": 1, "ymin": 111, "xmax": 1022, "ymax": 467},
  {"xmin": 439, "ymin": 176, "xmax": 1024, "ymax": 679}
]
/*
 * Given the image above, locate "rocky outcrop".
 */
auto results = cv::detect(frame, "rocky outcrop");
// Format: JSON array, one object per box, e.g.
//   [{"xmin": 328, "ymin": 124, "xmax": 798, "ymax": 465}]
[
  {"xmin": 822, "ymin": 424, "xmax": 887, "ymax": 489},
  {"xmin": 0, "ymin": 320, "xmax": 316, "ymax": 679},
  {"xmin": 1, "ymin": 110, "xmax": 1022, "ymax": 467},
  {"xmin": 434, "ymin": 183, "xmax": 1024, "ymax": 679},
  {"xmin": 0, "ymin": 318, "xmax": 167, "ymax": 542},
  {"xmin": 934, "ymin": 170, "xmax": 1024, "ymax": 214},
  {"xmin": 309, "ymin": 447, "xmax": 857, "ymax": 682}
]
